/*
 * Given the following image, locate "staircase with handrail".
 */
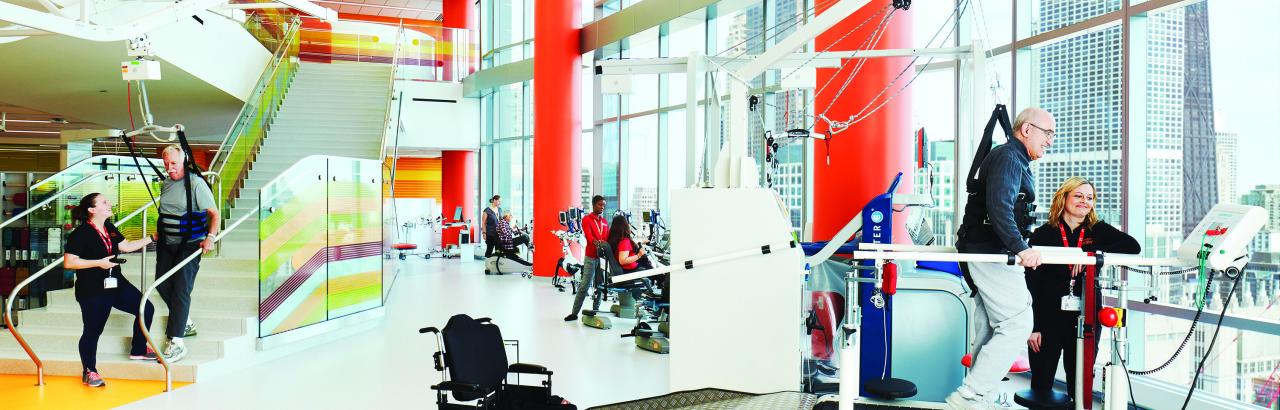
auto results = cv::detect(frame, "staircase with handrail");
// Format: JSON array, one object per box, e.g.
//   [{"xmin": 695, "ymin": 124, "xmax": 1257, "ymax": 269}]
[{"xmin": 0, "ymin": 18, "xmax": 465, "ymax": 388}]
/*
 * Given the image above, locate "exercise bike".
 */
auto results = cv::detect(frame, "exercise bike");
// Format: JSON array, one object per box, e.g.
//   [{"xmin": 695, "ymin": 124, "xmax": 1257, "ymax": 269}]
[
  {"xmin": 551, "ymin": 208, "xmax": 586, "ymax": 293},
  {"xmin": 485, "ymin": 221, "xmax": 534, "ymax": 277}
]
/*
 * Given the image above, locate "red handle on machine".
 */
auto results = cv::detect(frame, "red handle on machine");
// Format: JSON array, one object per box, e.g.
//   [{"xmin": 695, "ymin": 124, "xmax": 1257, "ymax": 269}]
[{"xmin": 883, "ymin": 261, "xmax": 898, "ymax": 296}]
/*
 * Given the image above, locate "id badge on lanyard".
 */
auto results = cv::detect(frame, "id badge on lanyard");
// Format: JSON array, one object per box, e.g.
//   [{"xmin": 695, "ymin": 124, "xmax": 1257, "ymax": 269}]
[
  {"xmin": 1059, "ymin": 224, "xmax": 1086, "ymax": 312},
  {"xmin": 93, "ymin": 223, "xmax": 118, "ymax": 289}
]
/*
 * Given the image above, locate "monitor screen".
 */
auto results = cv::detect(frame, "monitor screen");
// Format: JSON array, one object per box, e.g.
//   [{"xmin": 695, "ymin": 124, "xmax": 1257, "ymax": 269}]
[
  {"xmin": 642, "ymin": 211, "xmax": 652, "ymax": 223},
  {"xmin": 454, "ymin": 206, "xmax": 463, "ymax": 221},
  {"xmin": 559, "ymin": 212, "xmax": 567, "ymax": 225}
]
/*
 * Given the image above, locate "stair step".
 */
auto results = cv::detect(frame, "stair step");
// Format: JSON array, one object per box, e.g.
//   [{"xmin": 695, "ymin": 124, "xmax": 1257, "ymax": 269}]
[
  {"xmin": 45, "ymin": 289, "xmax": 256, "ymax": 314},
  {"xmin": 0, "ymin": 325, "xmax": 230, "ymax": 359},
  {"xmin": 0, "ymin": 349, "xmax": 206, "ymax": 382},
  {"xmin": 16, "ymin": 308, "xmax": 251, "ymax": 338}
]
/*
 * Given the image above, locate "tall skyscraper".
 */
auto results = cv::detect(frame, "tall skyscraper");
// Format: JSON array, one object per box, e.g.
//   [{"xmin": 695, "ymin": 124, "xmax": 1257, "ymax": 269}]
[
  {"xmin": 1215, "ymin": 111, "xmax": 1239, "ymax": 205},
  {"xmin": 1181, "ymin": 2, "xmax": 1219, "ymax": 237},
  {"xmin": 1032, "ymin": 1, "xmax": 1125, "ymax": 230}
]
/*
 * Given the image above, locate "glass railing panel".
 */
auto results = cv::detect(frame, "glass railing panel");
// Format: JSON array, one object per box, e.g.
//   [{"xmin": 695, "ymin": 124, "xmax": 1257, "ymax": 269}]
[
  {"xmin": 212, "ymin": 17, "xmax": 300, "ymax": 220},
  {"xmin": 326, "ymin": 157, "xmax": 384, "ymax": 316},
  {"xmin": 257, "ymin": 156, "xmax": 384, "ymax": 339},
  {"xmin": 10, "ymin": 171, "xmax": 159, "ymax": 311},
  {"xmin": 1098, "ymin": 267, "xmax": 1280, "ymax": 409},
  {"xmin": 243, "ymin": 9, "xmax": 295, "ymax": 51},
  {"xmin": 298, "ymin": 23, "xmax": 474, "ymax": 83},
  {"xmin": 27, "ymin": 155, "xmax": 162, "ymax": 205},
  {"xmin": 257, "ymin": 156, "xmax": 328, "ymax": 337}
]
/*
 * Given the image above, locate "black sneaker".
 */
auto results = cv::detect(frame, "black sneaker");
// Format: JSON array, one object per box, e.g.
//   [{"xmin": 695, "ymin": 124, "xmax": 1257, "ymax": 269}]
[{"xmin": 563, "ymin": 314, "xmax": 578, "ymax": 322}]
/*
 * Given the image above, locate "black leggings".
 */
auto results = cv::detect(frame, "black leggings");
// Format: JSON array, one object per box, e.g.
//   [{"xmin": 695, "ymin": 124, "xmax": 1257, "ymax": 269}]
[
  {"xmin": 1029, "ymin": 324, "xmax": 1100, "ymax": 400},
  {"xmin": 78, "ymin": 280, "xmax": 155, "ymax": 372}
]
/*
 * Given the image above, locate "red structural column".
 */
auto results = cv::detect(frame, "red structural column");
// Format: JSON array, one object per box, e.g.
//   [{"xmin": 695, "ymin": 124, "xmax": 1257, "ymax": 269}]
[
  {"xmin": 812, "ymin": 0, "xmax": 913, "ymax": 242},
  {"xmin": 532, "ymin": 0, "xmax": 581, "ymax": 277},
  {"xmin": 441, "ymin": 151, "xmax": 477, "ymax": 247},
  {"xmin": 441, "ymin": 0, "xmax": 477, "ymax": 81}
]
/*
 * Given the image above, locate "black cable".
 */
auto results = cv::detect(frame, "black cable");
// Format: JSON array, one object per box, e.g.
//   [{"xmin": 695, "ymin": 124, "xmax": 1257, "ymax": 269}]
[
  {"xmin": 1129, "ymin": 270, "xmax": 1215, "ymax": 375},
  {"xmin": 1181, "ymin": 270, "xmax": 1243, "ymax": 410},
  {"xmin": 1112, "ymin": 335, "xmax": 1139, "ymax": 410},
  {"xmin": 1121, "ymin": 265, "xmax": 1199, "ymax": 276}
]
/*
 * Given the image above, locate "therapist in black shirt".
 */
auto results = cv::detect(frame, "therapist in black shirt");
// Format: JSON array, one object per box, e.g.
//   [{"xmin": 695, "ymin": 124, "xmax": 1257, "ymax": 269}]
[
  {"xmin": 63, "ymin": 193, "xmax": 156, "ymax": 387},
  {"xmin": 1025, "ymin": 177, "xmax": 1140, "ymax": 401}
]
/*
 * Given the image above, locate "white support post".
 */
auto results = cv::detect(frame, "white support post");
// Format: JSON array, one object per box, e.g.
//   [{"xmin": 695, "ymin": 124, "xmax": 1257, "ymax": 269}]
[
  {"xmin": 954, "ymin": 41, "xmax": 985, "ymax": 231},
  {"xmin": 686, "ymin": 51, "xmax": 702, "ymax": 188}
]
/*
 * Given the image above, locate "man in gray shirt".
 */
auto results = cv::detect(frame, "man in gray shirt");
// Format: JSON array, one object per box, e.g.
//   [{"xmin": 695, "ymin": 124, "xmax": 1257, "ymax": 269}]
[{"xmin": 151, "ymin": 144, "xmax": 220, "ymax": 363}]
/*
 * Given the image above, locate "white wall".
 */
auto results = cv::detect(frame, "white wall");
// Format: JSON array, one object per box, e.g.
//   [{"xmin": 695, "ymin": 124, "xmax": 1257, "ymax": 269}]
[
  {"xmin": 395, "ymin": 81, "xmax": 480, "ymax": 150},
  {"xmin": 150, "ymin": 10, "xmax": 271, "ymax": 101}
]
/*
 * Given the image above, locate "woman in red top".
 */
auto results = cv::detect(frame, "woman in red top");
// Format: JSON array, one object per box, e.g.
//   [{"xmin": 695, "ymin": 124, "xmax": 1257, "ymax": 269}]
[{"xmin": 607, "ymin": 215, "xmax": 652, "ymax": 272}]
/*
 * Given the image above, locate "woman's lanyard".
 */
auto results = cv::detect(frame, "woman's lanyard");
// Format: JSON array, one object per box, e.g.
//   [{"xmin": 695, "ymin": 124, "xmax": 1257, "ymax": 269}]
[
  {"xmin": 90, "ymin": 222, "xmax": 114, "ymax": 254},
  {"xmin": 90, "ymin": 222, "xmax": 116, "ymax": 280},
  {"xmin": 1060, "ymin": 223, "xmax": 1086, "ymax": 294}
]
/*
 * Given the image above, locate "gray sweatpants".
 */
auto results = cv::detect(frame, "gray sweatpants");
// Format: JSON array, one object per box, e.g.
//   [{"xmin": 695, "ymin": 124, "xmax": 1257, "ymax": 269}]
[
  {"xmin": 569, "ymin": 257, "xmax": 602, "ymax": 315},
  {"xmin": 958, "ymin": 261, "xmax": 1034, "ymax": 398},
  {"xmin": 156, "ymin": 242, "xmax": 202, "ymax": 339}
]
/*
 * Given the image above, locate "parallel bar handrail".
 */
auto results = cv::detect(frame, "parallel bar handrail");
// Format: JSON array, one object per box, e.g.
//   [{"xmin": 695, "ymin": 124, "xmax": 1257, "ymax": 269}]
[
  {"xmin": 138, "ymin": 203, "xmax": 260, "ymax": 392},
  {"xmin": 210, "ymin": 18, "xmax": 302, "ymax": 172},
  {"xmin": 2, "ymin": 171, "xmax": 159, "ymax": 386}
]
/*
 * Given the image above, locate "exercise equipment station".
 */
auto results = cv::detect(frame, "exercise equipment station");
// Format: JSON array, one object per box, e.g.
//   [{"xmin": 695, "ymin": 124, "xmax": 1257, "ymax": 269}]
[{"xmin": 592, "ymin": 0, "xmax": 1275, "ymax": 408}]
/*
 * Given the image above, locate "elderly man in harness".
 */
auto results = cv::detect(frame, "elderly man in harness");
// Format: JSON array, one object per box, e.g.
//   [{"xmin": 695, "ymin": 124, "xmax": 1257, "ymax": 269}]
[
  {"xmin": 947, "ymin": 106, "xmax": 1054, "ymax": 410},
  {"xmin": 150, "ymin": 144, "xmax": 220, "ymax": 363}
]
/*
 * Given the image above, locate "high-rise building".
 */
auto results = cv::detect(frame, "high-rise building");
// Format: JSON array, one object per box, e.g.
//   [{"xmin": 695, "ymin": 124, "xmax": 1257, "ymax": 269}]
[
  {"xmin": 581, "ymin": 168, "xmax": 593, "ymax": 210},
  {"xmin": 1031, "ymin": 1, "xmax": 1126, "ymax": 235},
  {"xmin": 629, "ymin": 186, "xmax": 658, "ymax": 213},
  {"xmin": 914, "ymin": 140, "xmax": 955, "ymax": 245},
  {"xmin": 1181, "ymin": 2, "xmax": 1219, "ymax": 237},
  {"xmin": 1215, "ymin": 111, "xmax": 1239, "ymax": 205},
  {"xmin": 1242, "ymin": 185, "xmax": 1280, "ymax": 232}
]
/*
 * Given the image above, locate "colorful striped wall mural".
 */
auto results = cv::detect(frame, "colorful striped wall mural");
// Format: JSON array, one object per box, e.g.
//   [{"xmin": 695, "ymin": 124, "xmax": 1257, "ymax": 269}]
[
  {"xmin": 389, "ymin": 157, "xmax": 442, "ymax": 200},
  {"xmin": 257, "ymin": 157, "xmax": 383, "ymax": 337}
]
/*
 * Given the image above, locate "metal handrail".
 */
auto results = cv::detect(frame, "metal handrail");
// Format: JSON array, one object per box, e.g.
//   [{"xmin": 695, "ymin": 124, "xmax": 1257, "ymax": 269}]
[
  {"xmin": 28, "ymin": 155, "xmax": 163, "ymax": 192},
  {"xmin": 210, "ymin": 17, "xmax": 302, "ymax": 177},
  {"xmin": 2, "ymin": 171, "xmax": 160, "ymax": 386},
  {"xmin": 138, "ymin": 203, "xmax": 260, "ymax": 392},
  {"xmin": 377, "ymin": 21, "xmax": 406, "ymax": 163}
]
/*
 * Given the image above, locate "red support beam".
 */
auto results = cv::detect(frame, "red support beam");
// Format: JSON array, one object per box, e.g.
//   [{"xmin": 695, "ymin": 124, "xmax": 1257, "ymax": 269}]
[
  {"xmin": 441, "ymin": 151, "xmax": 477, "ymax": 247},
  {"xmin": 812, "ymin": 0, "xmax": 913, "ymax": 243},
  {"xmin": 531, "ymin": 0, "xmax": 581, "ymax": 277}
]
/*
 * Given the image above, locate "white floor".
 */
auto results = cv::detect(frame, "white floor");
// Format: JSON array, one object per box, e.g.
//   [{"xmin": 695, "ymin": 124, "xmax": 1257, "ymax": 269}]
[{"xmin": 122, "ymin": 257, "xmax": 670, "ymax": 409}]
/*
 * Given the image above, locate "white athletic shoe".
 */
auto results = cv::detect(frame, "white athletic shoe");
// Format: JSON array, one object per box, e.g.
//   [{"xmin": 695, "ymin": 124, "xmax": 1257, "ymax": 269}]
[
  {"xmin": 945, "ymin": 391, "xmax": 997, "ymax": 410},
  {"xmin": 162, "ymin": 341, "xmax": 188, "ymax": 363}
]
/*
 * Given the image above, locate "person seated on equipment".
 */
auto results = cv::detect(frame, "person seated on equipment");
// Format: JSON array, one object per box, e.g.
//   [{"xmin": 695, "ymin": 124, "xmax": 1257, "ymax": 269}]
[
  {"xmin": 608, "ymin": 214, "xmax": 652, "ymax": 273},
  {"xmin": 494, "ymin": 211, "xmax": 532, "ymax": 266},
  {"xmin": 1024, "ymin": 177, "xmax": 1140, "ymax": 403},
  {"xmin": 606, "ymin": 214, "xmax": 660, "ymax": 299}
]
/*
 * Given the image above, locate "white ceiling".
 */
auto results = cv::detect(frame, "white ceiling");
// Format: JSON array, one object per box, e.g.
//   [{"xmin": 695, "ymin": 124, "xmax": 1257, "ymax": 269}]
[
  {"xmin": 0, "ymin": 35, "xmax": 246, "ymax": 142},
  {"xmin": 314, "ymin": 0, "xmax": 443, "ymax": 21}
]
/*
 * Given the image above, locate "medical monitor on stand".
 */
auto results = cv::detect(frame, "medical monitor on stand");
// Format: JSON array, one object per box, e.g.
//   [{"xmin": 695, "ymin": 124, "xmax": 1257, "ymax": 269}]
[{"xmin": 1176, "ymin": 204, "xmax": 1268, "ymax": 272}]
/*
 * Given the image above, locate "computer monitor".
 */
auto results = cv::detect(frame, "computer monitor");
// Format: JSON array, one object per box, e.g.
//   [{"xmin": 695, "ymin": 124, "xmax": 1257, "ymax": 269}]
[
  {"xmin": 558, "ymin": 211, "xmax": 567, "ymax": 226},
  {"xmin": 454, "ymin": 206, "xmax": 463, "ymax": 221},
  {"xmin": 642, "ymin": 211, "xmax": 652, "ymax": 223}
]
